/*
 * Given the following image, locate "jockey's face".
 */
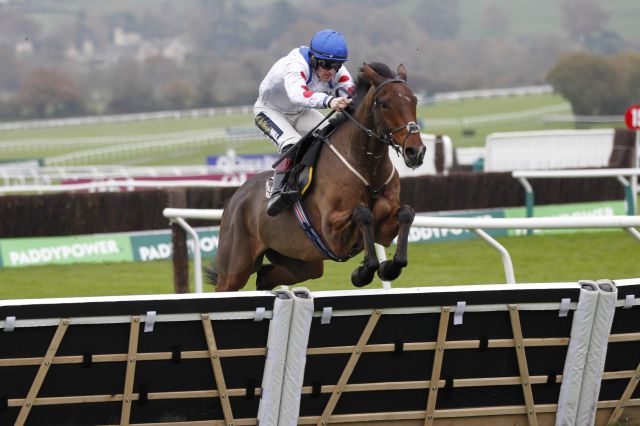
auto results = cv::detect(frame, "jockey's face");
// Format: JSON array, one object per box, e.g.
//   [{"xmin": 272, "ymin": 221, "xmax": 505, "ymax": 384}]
[
  {"xmin": 315, "ymin": 65, "xmax": 336, "ymax": 82},
  {"xmin": 314, "ymin": 58, "xmax": 343, "ymax": 82}
]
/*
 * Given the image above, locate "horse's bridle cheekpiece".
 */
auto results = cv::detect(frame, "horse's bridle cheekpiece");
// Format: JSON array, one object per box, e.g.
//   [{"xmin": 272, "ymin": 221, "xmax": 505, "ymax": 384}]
[{"xmin": 342, "ymin": 77, "xmax": 421, "ymax": 156}]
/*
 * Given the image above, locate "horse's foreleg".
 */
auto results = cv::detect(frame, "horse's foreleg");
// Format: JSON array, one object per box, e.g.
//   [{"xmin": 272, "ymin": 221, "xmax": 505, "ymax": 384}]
[
  {"xmin": 351, "ymin": 205, "xmax": 379, "ymax": 287},
  {"xmin": 378, "ymin": 205, "xmax": 415, "ymax": 281}
]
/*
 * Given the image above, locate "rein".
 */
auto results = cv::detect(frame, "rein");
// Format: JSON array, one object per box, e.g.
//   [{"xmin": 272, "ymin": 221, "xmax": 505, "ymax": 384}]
[{"xmin": 323, "ymin": 77, "xmax": 420, "ymax": 198}]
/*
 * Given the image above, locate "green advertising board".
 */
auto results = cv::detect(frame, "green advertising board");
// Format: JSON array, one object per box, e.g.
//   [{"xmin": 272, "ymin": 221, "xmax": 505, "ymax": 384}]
[
  {"xmin": 130, "ymin": 228, "xmax": 219, "ymax": 262},
  {"xmin": 0, "ymin": 227, "xmax": 220, "ymax": 269},
  {"xmin": 410, "ymin": 209, "xmax": 508, "ymax": 244},
  {"xmin": 1, "ymin": 235, "xmax": 133, "ymax": 267},
  {"xmin": 409, "ymin": 200, "xmax": 627, "ymax": 244},
  {"xmin": 503, "ymin": 200, "xmax": 627, "ymax": 236}
]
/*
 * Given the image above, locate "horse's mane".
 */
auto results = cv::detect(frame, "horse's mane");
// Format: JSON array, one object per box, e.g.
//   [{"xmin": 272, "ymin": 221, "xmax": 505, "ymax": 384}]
[{"xmin": 329, "ymin": 62, "xmax": 395, "ymax": 129}]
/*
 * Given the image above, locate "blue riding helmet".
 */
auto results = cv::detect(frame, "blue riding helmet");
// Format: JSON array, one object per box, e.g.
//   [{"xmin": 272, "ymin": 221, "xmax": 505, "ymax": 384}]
[{"xmin": 309, "ymin": 29, "xmax": 348, "ymax": 61}]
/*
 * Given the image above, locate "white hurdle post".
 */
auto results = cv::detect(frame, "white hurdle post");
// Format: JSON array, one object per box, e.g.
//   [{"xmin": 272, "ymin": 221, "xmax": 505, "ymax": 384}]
[{"xmin": 164, "ymin": 208, "xmax": 224, "ymax": 293}]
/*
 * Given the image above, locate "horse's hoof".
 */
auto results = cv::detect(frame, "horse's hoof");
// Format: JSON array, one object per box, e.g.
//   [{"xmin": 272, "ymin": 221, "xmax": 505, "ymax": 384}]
[
  {"xmin": 351, "ymin": 266, "xmax": 375, "ymax": 287},
  {"xmin": 377, "ymin": 260, "xmax": 402, "ymax": 281}
]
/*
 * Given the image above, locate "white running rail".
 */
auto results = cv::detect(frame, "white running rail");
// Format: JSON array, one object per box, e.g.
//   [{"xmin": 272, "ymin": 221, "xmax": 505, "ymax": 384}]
[
  {"xmin": 0, "ymin": 179, "xmax": 239, "ymax": 195},
  {"xmin": 162, "ymin": 208, "xmax": 640, "ymax": 291}
]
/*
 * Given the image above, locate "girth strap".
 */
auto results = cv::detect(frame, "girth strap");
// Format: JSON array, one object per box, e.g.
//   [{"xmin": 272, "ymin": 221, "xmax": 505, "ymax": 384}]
[{"xmin": 292, "ymin": 201, "xmax": 351, "ymax": 262}]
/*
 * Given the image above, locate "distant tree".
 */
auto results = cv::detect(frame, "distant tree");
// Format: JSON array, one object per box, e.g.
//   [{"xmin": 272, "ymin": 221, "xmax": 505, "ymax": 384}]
[
  {"xmin": 415, "ymin": 0, "xmax": 461, "ymax": 40},
  {"xmin": 0, "ymin": 47, "xmax": 22, "ymax": 92},
  {"xmin": 482, "ymin": 3, "xmax": 509, "ymax": 36},
  {"xmin": 104, "ymin": 11, "xmax": 137, "ymax": 33},
  {"xmin": 193, "ymin": 59, "xmax": 220, "ymax": 108},
  {"xmin": 628, "ymin": 67, "xmax": 640, "ymax": 105},
  {"xmin": 15, "ymin": 68, "xmax": 86, "ymax": 118},
  {"xmin": 561, "ymin": 0, "xmax": 608, "ymax": 42},
  {"xmin": 546, "ymin": 52, "xmax": 636, "ymax": 115},
  {"xmin": 160, "ymin": 80, "xmax": 197, "ymax": 110},
  {"xmin": 107, "ymin": 60, "xmax": 157, "ymax": 113},
  {"xmin": 610, "ymin": 53, "xmax": 640, "ymax": 110},
  {"xmin": 199, "ymin": 0, "xmax": 252, "ymax": 53},
  {"xmin": 583, "ymin": 30, "xmax": 627, "ymax": 55},
  {"xmin": 142, "ymin": 57, "xmax": 179, "ymax": 88},
  {"xmin": 253, "ymin": 0, "xmax": 297, "ymax": 48},
  {"xmin": 0, "ymin": 9, "xmax": 40, "ymax": 41}
]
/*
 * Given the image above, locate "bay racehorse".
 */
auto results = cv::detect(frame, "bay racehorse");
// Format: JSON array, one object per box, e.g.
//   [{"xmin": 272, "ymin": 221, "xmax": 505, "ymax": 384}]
[{"xmin": 208, "ymin": 62, "xmax": 426, "ymax": 291}]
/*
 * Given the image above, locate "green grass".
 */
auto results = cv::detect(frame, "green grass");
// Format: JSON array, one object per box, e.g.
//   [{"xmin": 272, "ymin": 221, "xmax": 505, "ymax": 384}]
[
  {"xmin": 1, "ymin": 231, "xmax": 637, "ymax": 300},
  {"xmin": 419, "ymin": 93, "xmax": 615, "ymax": 148},
  {"xmin": 420, "ymin": 93, "xmax": 566, "ymax": 119},
  {"xmin": 2, "ymin": 92, "xmax": 619, "ymax": 164}
]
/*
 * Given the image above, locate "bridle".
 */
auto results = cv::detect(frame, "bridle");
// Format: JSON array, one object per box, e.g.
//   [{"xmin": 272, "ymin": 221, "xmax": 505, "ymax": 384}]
[
  {"xmin": 341, "ymin": 77, "xmax": 421, "ymax": 156},
  {"xmin": 321, "ymin": 76, "xmax": 421, "ymax": 198}
]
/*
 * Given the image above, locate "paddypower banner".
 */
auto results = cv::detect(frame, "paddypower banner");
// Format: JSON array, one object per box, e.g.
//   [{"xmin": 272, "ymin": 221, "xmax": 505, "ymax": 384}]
[
  {"xmin": 0, "ymin": 227, "xmax": 219, "ymax": 269},
  {"xmin": 1, "ymin": 235, "xmax": 133, "ymax": 268},
  {"xmin": 130, "ymin": 229, "xmax": 219, "ymax": 262}
]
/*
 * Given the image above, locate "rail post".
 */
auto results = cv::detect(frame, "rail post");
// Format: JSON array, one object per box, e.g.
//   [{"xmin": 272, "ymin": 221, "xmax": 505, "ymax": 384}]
[{"xmin": 168, "ymin": 190, "xmax": 189, "ymax": 293}]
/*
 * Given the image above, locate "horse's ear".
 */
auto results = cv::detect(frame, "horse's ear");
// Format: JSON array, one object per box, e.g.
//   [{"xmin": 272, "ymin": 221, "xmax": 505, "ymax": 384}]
[
  {"xmin": 397, "ymin": 64, "xmax": 407, "ymax": 81},
  {"xmin": 363, "ymin": 62, "xmax": 386, "ymax": 86}
]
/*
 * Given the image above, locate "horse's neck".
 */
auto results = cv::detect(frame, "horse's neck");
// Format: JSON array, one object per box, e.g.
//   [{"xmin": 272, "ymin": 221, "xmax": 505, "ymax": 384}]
[{"xmin": 333, "ymin": 101, "xmax": 393, "ymax": 185}]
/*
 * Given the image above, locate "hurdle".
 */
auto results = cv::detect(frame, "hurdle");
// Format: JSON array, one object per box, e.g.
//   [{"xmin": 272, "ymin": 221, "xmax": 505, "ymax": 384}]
[{"xmin": 2, "ymin": 279, "xmax": 640, "ymax": 425}]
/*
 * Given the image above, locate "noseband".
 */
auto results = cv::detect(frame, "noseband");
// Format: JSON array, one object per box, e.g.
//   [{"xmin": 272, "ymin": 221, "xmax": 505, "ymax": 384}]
[{"xmin": 342, "ymin": 77, "xmax": 421, "ymax": 156}]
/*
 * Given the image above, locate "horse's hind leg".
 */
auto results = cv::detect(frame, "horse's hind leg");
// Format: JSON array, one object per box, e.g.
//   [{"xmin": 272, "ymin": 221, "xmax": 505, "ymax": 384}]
[
  {"xmin": 378, "ymin": 205, "xmax": 415, "ymax": 281},
  {"xmin": 351, "ymin": 205, "xmax": 380, "ymax": 287},
  {"xmin": 256, "ymin": 252, "xmax": 323, "ymax": 290},
  {"xmin": 214, "ymin": 231, "xmax": 261, "ymax": 292}
]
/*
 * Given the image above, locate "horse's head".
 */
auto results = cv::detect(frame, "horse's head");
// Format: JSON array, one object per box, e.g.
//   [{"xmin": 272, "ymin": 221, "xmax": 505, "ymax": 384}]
[{"xmin": 363, "ymin": 63, "xmax": 426, "ymax": 169}]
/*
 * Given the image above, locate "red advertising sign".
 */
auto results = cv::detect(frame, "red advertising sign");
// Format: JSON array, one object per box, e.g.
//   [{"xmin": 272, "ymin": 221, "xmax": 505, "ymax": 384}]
[{"xmin": 625, "ymin": 105, "xmax": 640, "ymax": 130}]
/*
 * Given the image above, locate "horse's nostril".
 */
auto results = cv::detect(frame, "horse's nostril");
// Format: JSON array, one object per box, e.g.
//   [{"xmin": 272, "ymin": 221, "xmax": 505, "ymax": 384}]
[{"xmin": 405, "ymin": 147, "xmax": 416, "ymax": 158}]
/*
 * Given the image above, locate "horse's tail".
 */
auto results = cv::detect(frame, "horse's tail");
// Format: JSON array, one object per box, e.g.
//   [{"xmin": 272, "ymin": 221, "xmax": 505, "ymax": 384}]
[{"xmin": 203, "ymin": 258, "xmax": 218, "ymax": 287}]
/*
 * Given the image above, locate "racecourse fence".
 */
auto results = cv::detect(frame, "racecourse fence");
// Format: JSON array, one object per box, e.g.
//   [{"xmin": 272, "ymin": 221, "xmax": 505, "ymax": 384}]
[
  {"xmin": 162, "ymin": 208, "xmax": 640, "ymax": 293},
  {"xmin": 0, "ymin": 106, "xmax": 253, "ymax": 131},
  {"xmin": 483, "ymin": 129, "xmax": 617, "ymax": 172},
  {"xmin": 0, "ymin": 133, "xmax": 455, "ymax": 193},
  {"xmin": 1, "ymin": 279, "xmax": 639, "ymax": 425},
  {"xmin": 512, "ymin": 168, "xmax": 640, "ymax": 217}
]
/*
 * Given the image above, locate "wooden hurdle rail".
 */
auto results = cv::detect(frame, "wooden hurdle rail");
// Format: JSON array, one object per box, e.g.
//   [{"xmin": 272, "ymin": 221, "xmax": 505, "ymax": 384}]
[{"xmin": 2, "ymin": 279, "xmax": 640, "ymax": 425}]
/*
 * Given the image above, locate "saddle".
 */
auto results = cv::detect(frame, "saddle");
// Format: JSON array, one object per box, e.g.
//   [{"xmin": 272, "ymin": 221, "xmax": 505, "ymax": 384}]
[{"xmin": 274, "ymin": 125, "xmax": 333, "ymax": 199}]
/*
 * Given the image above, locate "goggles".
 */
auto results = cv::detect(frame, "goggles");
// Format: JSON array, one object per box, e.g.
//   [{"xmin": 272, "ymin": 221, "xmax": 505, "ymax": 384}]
[{"xmin": 316, "ymin": 58, "xmax": 343, "ymax": 71}]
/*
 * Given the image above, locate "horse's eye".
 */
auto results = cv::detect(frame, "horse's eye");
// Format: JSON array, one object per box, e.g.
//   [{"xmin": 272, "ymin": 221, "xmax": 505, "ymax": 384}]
[{"xmin": 379, "ymin": 101, "xmax": 389, "ymax": 110}]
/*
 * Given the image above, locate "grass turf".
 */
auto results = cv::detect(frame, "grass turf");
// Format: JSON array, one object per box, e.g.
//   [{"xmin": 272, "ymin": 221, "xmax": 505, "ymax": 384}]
[{"xmin": 0, "ymin": 230, "xmax": 637, "ymax": 300}]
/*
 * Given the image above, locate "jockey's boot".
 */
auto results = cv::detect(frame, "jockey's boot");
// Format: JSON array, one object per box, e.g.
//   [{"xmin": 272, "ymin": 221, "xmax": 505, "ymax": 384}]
[{"xmin": 267, "ymin": 146, "xmax": 299, "ymax": 216}]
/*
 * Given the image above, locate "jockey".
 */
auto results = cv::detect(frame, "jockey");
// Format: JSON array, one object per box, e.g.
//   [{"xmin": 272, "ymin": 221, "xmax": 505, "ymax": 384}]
[{"xmin": 254, "ymin": 29, "xmax": 355, "ymax": 216}]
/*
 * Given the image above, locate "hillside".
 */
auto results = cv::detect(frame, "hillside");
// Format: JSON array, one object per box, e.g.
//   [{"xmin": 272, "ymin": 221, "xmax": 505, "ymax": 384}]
[{"xmin": 0, "ymin": 0, "xmax": 638, "ymax": 119}]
